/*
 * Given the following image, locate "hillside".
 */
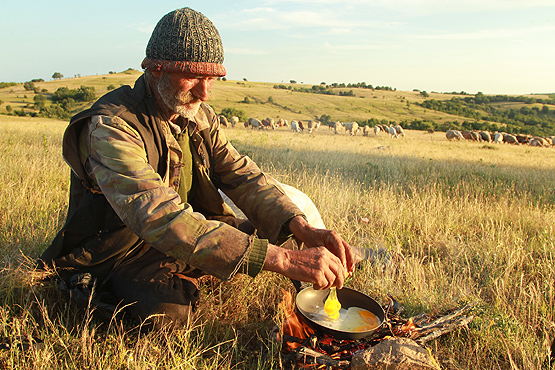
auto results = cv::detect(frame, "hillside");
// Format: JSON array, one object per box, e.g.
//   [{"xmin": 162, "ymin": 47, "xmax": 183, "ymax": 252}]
[{"xmin": 1, "ymin": 69, "xmax": 554, "ymax": 135}]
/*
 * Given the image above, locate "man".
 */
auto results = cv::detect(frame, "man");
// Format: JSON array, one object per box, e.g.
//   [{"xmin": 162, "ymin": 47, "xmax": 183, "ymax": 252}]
[{"xmin": 40, "ymin": 7, "xmax": 355, "ymax": 327}]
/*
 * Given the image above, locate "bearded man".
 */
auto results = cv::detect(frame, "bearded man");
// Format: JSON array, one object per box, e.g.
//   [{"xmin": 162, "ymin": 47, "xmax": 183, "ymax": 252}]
[{"xmin": 40, "ymin": 7, "xmax": 355, "ymax": 328}]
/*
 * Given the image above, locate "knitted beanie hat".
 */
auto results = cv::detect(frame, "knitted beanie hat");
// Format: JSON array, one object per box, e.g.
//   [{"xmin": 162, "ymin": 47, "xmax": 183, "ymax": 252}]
[{"xmin": 141, "ymin": 7, "xmax": 226, "ymax": 76}]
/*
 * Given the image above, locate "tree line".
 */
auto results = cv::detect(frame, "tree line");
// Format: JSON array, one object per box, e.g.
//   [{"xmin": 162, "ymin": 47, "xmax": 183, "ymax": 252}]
[
  {"xmin": 417, "ymin": 93, "xmax": 555, "ymax": 136},
  {"xmin": 273, "ymin": 82, "xmax": 396, "ymax": 96}
]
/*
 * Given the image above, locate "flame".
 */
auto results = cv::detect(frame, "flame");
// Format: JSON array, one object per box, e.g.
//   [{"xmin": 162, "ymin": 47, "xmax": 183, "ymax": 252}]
[
  {"xmin": 396, "ymin": 317, "xmax": 418, "ymax": 337},
  {"xmin": 278, "ymin": 290, "xmax": 316, "ymax": 349}
]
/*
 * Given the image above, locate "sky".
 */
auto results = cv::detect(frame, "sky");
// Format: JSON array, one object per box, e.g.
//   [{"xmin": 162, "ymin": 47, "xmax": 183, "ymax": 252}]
[{"xmin": 1, "ymin": 0, "xmax": 554, "ymax": 95}]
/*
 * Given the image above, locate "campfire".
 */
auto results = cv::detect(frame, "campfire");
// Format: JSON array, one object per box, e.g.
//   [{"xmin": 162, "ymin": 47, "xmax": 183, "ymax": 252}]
[{"xmin": 276, "ymin": 291, "xmax": 475, "ymax": 370}]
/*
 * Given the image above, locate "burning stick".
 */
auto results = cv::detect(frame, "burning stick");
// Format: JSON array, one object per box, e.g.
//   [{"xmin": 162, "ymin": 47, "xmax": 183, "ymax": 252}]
[{"xmin": 296, "ymin": 346, "xmax": 350, "ymax": 369}]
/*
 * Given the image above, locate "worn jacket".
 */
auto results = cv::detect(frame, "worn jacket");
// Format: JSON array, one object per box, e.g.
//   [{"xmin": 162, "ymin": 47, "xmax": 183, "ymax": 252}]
[{"xmin": 40, "ymin": 73, "xmax": 304, "ymax": 283}]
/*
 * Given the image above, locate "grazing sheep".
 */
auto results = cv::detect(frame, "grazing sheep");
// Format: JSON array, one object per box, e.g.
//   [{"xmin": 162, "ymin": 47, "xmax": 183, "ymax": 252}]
[
  {"xmin": 516, "ymin": 134, "xmax": 531, "ymax": 144},
  {"xmin": 532, "ymin": 137, "xmax": 549, "ymax": 147},
  {"xmin": 493, "ymin": 132, "xmax": 504, "ymax": 143},
  {"xmin": 262, "ymin": 117, "xmax": 276, "ymax": 130},
  {"xmin": 374, "ymin": 125, "xmax": 382, "ymax": 135},
  {"xmin": 503, "ymin": 133, "xmax": 519, "ymax": 145},
  {"xmin": 529, "ymin": 138, "xmax": 544, "ymax": 147},
  {"xmin": 230, "ymin": 116, "xmax": 239, "ymax": 128},
  {"xmin": 388, "ymin": 125, "xmax": 398, "ymax": 138},
  {"xmin": 333, "ymin": 121, "xmax": 344, "ymax": 134},
  {"xmin": 218, "ymin": 115, "xmax": 229, "ymax": 127},
  {"xmin": 248, "ymin": 117, "xmax": 261, "ymax": 129},
  {"xmin": 345, "ymin": 122, "xmax": 359, "ymax": 136},
  {"xmin": 446, "ymin": 129, "xmax": 464, "ymax": 140},
  {"xmin": 462, "ymin": 131, "xmax": 474, "ymax": 140},
  {"xmin": 394, "ymin": 125, "xmax": 405, "ymax": 137},
  {"xmin": 470, "ymin": 131, "xmax": 482, "ymax": 142},
  {"xmin": 307, "ymin": 120, "xmax": 314, "ymax": 133},
  {"xmin": 479, "ymin": 131, "xmax": 491, "ymax": 142},
  {"xmin": 290, "ymin": 120, "xmax": 300, "ymax": 132},
  {"xmin": 362, "ymin": 125, "xmax": 371, "ymax": 136}
]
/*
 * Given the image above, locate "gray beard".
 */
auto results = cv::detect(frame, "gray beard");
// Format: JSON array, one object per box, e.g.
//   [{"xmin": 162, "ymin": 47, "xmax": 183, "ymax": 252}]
[{"xmin": 157, "ymin": 73, "xmax": 201, "ymax": 120}]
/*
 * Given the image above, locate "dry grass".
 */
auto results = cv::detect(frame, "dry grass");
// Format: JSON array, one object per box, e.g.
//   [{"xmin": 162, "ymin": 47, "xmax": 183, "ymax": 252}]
[{"xmin": 1, "ymin": 117, "xmax": 555, "ymax": 369}]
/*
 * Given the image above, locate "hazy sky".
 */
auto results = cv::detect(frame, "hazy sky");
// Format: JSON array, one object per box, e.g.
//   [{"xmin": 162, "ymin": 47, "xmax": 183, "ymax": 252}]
[{"xmin": 2, "ymin": 0, "xmax": 554, "ymax": 94}]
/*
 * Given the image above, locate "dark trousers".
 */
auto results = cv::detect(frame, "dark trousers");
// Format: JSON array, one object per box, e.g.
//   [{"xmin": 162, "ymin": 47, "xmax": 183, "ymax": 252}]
[{"xmin": 105, "ymin": 216, "xmax": 255, "ymax": 329}]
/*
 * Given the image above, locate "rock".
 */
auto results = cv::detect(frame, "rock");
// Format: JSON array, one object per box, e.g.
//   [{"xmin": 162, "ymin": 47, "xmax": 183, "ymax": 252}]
[{"xmin": 351, "ymin": 337, "xmax": 440, "ymax": 370}]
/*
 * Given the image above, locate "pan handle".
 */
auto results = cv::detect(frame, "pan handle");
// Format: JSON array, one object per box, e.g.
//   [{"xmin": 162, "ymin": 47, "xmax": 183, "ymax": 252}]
[{"xmin": 290, "ymin": 279, "xmax": 303, "ymax": 293}]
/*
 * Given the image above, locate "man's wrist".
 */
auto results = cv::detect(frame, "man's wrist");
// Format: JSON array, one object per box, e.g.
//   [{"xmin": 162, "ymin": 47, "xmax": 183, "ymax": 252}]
[{"xmin": 287, "ymin": 215, "xmax": 309, "ymax": 235}]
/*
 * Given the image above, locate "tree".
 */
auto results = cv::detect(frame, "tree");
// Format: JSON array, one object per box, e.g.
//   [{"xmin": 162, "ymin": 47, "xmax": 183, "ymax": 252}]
[
  {"xmin": 23, "ymin": 81, "xmax": 36, "ymax": 91},
  {"xmin": 243, "ymin": 78, "xmax": 248, "ymax": 82},
  {"xmin": 52, "ymin": 72, "xmax": 63, "ymax": 80},
  {"xmin": 290, "ymin": 80, "xmax": 297, "ymax": 84},
  {"xmin": 33, "ymin": 94, "xmax": 46, "ymax": 109},
  {"xmin": 5, "ymin": 105, "xmax": 12, "ymax": 113}
]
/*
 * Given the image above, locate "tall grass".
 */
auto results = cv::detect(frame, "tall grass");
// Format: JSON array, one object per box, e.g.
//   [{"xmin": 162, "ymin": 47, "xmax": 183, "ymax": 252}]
[{"xmin": 1, "ymin": 118, "xmax": 555, "ymax": 369}]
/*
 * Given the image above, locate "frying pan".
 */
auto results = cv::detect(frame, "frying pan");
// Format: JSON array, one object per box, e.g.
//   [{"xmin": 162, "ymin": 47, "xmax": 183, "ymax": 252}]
[{"xmin": 291, "ymin": 280, "xmax": 385, "ymax": 340}]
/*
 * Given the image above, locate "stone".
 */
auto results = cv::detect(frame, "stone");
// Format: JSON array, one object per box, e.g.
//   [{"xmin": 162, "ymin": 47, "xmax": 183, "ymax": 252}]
[{"xmin": 351, "ymin": 337, "xmax": 440, "ymax": 370}]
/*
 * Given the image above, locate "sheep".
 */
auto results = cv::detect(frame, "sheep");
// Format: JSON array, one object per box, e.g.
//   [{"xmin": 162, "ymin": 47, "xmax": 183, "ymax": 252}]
[{"xmin": 446, "ymin": 130, "xmax": 464, "ymax": 140}]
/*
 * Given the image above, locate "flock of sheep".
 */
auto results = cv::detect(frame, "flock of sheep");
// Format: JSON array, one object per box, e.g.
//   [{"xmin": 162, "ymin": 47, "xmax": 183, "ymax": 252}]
[
  {"xmin": 218, "ymin": 115, "xmax": 554, "ymax": 148},
  {"xmin": 445, "ymin": 129, "xmax": 555, "ymax": 147},
  {"xmin": 218, "ymin": 115, "xmax": 406, "ymax": 138}
]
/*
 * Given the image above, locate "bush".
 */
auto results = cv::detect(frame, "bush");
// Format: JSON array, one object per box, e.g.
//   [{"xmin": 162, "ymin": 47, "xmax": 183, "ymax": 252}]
[
  {"xmin": 23, "ymin": 81, "xmax": 36, "ymax": 91},
  {"xmin": 107, "ymin": 84, "xmax": 116, "ymax": 90},
  {"xmin": 0, "ymin": 82, "xmax": 17, "ymax": 89},
  {"xmin": 220, "ymin": 107, "xmax": 247, "ymax": 122},
  {"xmin": 33, "ymin": 94, "xmax": 46, "ymax": 109},
  {"xmin": 52, "ymin": 85, "xmax": 95, "ymax": 102}
]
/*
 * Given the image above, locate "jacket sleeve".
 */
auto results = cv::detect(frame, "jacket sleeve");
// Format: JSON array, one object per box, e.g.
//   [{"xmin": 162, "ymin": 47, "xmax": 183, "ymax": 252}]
[
  {"xmin": 201, "ymin": 106, "xmax": 305, "ymax": 243},
  {"xmin": 79, "ymin": 115, "xmax": 264, "ymax": 281}
]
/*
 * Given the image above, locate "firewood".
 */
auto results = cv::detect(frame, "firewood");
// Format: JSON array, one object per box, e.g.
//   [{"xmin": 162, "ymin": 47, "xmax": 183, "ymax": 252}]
[
  {"xmin": 296, "ymin": 346, "xmax": 351, "ymax": 369},
  {"xmin": 417, "ymin": 316, "xmax": 474, "ymax": 344}
]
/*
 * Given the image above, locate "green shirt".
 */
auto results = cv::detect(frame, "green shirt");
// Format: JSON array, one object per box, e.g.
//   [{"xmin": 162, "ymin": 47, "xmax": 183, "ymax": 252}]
[{"xmin": 174, "ymin": 126, "xmax": 193, "ymax": 203}]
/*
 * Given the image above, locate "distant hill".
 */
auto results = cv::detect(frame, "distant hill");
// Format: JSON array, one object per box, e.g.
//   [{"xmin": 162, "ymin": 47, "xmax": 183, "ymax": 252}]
[{"xmin": 1, "ymin": 69, "xmax": 554, "ymax": 135}]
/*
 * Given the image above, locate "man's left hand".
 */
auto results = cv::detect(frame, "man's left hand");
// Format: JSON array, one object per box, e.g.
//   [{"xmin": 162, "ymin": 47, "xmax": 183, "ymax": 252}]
[{"xmin": 287, "ymin": 216, "xmax": 355, "ymax": 274}]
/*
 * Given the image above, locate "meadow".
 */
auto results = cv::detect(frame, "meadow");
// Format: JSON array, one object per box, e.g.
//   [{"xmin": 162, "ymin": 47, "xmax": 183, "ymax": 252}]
[{"xmin": 1, "ymin": 111, "xmax": 555, "ymax": 369}]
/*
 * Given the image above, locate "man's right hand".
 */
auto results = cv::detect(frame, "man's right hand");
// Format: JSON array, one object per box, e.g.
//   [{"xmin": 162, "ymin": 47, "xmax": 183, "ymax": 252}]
[{"xmin": 262, "ymin": 244, "xmax": 348, "ymax": 290}]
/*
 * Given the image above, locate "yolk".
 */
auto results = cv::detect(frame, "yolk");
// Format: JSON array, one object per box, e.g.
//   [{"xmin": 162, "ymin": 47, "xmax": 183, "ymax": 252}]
[{"xmin": 358, "ymin": 310, "xmax": 379, "ymax": 327}]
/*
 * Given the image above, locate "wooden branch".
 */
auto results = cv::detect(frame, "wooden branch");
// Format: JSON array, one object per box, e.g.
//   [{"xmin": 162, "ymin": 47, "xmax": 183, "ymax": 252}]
[
  {"xmin": 420, "ymin": 302, "xmax": 477, "ymax": 328},
  {"xmin": 417, "ymin": 316, "xmax": 474, "ymax": 344},
  {"xmin": 296, "ymin": 346, "xmax": 351, "ymax": 369}
]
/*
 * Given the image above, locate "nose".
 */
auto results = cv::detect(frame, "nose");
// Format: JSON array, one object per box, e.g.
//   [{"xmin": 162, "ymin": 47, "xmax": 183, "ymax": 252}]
[{"xmin": 191, "ymin": 78, "xmax": 214, "ymax": 101}]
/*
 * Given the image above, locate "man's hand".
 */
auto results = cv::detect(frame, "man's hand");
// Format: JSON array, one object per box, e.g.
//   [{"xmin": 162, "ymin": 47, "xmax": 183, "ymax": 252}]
[
  {"xmin": 262, "ymin": 244, "xmax": 348, "ymax": 289},
  {"xmin": 288, "ymin": 216, "xmax": 355, "ymax": 274}
]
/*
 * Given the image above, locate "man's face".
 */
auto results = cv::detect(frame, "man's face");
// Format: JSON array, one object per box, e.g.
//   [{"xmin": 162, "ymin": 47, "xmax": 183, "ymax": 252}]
[{"xmin": 156, "ymin": 71, "xmax": 216, "ymax": 119}]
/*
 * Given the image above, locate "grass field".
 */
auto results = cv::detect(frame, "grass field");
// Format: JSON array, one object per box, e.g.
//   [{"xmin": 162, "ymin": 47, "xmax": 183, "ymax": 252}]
[{"xmin": 1, "ymin": 113, "xmax": 555, "ymax": 369}]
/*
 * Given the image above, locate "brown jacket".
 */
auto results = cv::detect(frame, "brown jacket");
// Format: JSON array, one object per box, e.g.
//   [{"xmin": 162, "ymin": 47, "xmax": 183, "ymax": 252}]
[{"xmin": 40, "ymin": 74, "xmax": 304, "ymax": 284}]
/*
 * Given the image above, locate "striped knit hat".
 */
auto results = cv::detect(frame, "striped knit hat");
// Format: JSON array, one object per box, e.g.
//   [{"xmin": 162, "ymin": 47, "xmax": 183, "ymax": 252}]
[{"xmin": 141, "ymin": 7, "xmax": 226, "ymax": 76}]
